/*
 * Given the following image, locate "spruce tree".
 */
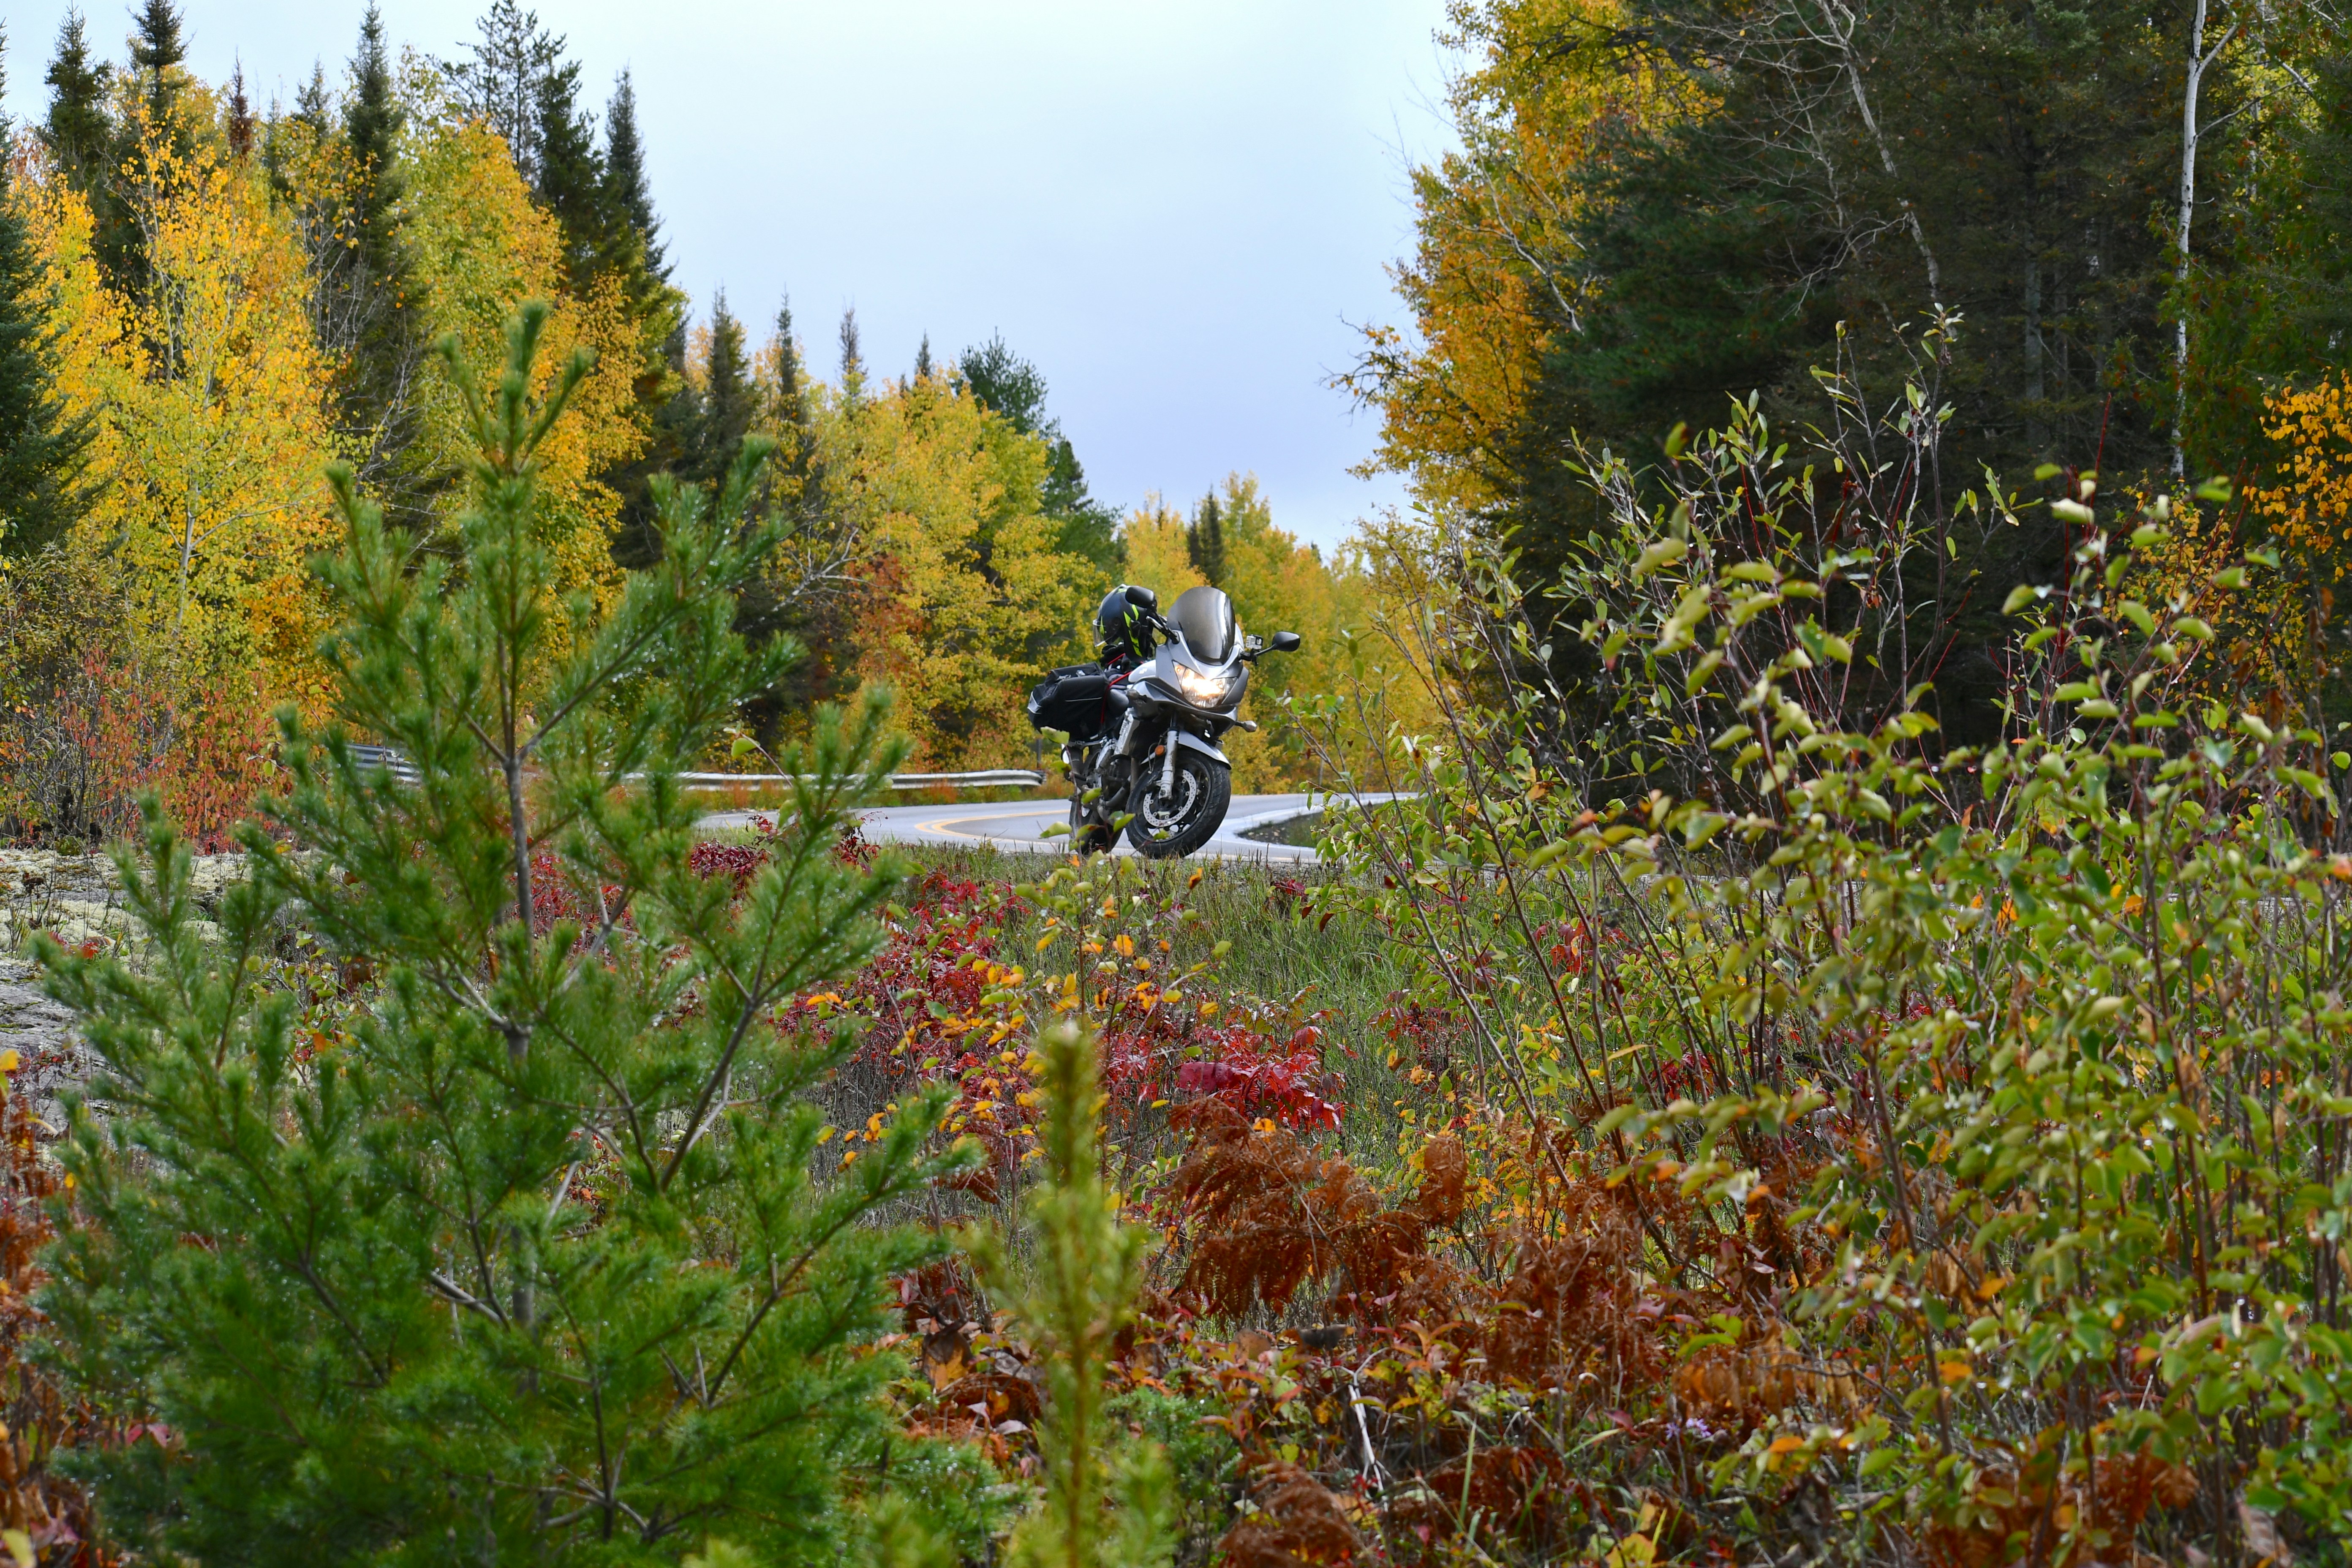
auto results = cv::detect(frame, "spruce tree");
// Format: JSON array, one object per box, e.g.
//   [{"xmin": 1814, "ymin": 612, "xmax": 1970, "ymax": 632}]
[
  {"xmin": 694, "ymin": 292, "xmax": 757, "ymax": 490},
  {"xmin": 336, "ymin": 6, "xmax": 423, "ymax": 501},
  {"xmin": 224, "ymin": 60, "xmax": 254, "ymax": 158},
  {"xmin": 292, "ymin": 61, "xmax": 332, "ymax": 133},
  {"xmin": 765, "ymin": 293, "xmax": 825, "ymax": 540},
  {"xmin": 913, "ymin": 334, "xmax": 935, "ymax": 382},
  {"xmin": 612, "ymin": 322, "xmax": 699, "ymax": 571},
  {"xmin": 127, "ymin": 0, "xmax": 187, "ymax": 126},
  {"xmin": 1187, "ymin": 493, "xmax": 1225, "ymax": 587},
  {"xmin": 601, "ymin": 70, "xmax": 667, "ymax": 280},
  {"xmin": 531, "ymin": 59, "xmax": 607, "ymax": 291},
  {"xmin": 772, "ymin": 293, "xmax": 809, "ymax": 438},
  {"xmin": 0, "ymin": 27, "xmax": 96, "ymax": 558},
  {"xmin": 40, "ymin": 306, "xmax": 975, "ymax": 1563},
  {"xmin": 37, "ymin": 11, "xmax": 111, "ymax": 194},
  {"xmin": 343, "ymin": 6, "xmax": 404, "ymax": 276},
  {"xmin": 579, "ymin": 67, "xmax": 687, "ymax": 576},
  {"xmin": 1043, "ymin": 439, "xmax": 1118, "ymax": 571},
  {"xmin": 838, "ymin": 305, "xmax": 865, "ymax": 398}
]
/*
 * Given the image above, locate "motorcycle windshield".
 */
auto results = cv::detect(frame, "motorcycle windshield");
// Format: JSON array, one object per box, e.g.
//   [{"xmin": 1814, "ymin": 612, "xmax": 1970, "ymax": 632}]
[{"xmin": 1171, "ymin": 585, "xmax": 1238, "ymax": 664}]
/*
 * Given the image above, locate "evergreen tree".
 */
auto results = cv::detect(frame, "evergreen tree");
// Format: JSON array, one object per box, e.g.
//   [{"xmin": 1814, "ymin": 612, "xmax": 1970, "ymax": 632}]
[
  {"xmin": 959, "ymin": 333, "xmax": 1119, "ymax": 567},
  {"xmin": 959, "ymin": 332, "xmax": 1050, "ymax": 434},
  {"xmin": 292, "ymin": 62, "xmax": 331, "ymax": 132},
  {"xmin": 40, "ymin": 307, "xmax": 974, "ymax": 1562},
  {"xmin": 224, "ymin": 60, "xmax": 254, "ymax": 158},
  {"xmin": 966, "ymin": 1024, "xmax": 1173, "ymax": 1568},
  {"xmin": 772, "ymin": 293, "xmax": 809, "ymax": 437},
  {"xmin": 612, "ymin": 322, "xmax": 698, "ymax": 571},
  {"xmin": 531, "ymin": 59, "xmax": 606, "ymax": 291},
  {"xmin": 913, "ymin": 333, "xmax": 935, "ymax": 382},
  {"xmin": 576, "ymin": 66, "xmax": 687, "ymax": 577},
  {"xmin": 1044, "ymin": 438, "xmax": 1119, "ymax": 571},
  {"xmin": 38, "ymin": 11, "xmax": 110, "ymax": 194},
  {"xmin": 127, "ymin": 0, "xmax": 188, "ymax": 127},
  {"xmin": 335, "ymin": 6, "xmax": 422, "ymax": 497},
  {"xmin": 838, "ymin": 305, "xmax": 864, "ymax": 397},
  {"xmin": 41, "ymin": 8, "xmax": 139, "ymax": 294},
  {"xmin": 343, "ymin": 8, "xmax": 403, "ymax": 273},
  {"xmin": 693, "ymin": 291, "xmax": 756, "ymax": 488},
  {"xmin": 1187, "ymin": 493, "xmax": 1225, "ymax": 588},
  {"xmin": 442, "ymin": 0, "xmax": 564, "ymax": 179},
  {"xmin": 0, "ymin": 27, "xmax": 97, "ymax": 558},
  {"xmin": 600, "ymin": 70, "xmax": 666, "ymax": 280},
  {"xmin": 762, "ymin": 294, "xmax": 828, "ymax": 538}
]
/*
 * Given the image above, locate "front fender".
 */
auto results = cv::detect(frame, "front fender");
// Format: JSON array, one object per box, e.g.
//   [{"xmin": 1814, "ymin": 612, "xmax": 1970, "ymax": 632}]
[{"xmin": 1171, "ymin": 729, "xmax": 1230, "ymax": 767}]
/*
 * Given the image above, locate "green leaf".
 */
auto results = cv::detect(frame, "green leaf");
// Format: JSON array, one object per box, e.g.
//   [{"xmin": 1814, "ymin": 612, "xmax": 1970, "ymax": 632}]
[{"xmin": 1634, "ymin": 538, "xmax": 1689, "ymax": 578}]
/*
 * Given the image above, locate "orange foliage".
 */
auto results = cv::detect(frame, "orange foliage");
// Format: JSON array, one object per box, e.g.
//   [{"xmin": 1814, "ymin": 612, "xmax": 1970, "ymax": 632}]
[
  {"xmin": 2253, "ymin": 373, "xmax": 2352, "ymax": 571},
  {"xmin": 1169, "ymin": 1106, "xmax": 1471, "ymax": 1322},
  {"xmin": 1217, "ymin": 1461, "xmax": 1368, "ymax": 1567},
  {"xmin": 0, "ymin": 1060, "xmax": 115, "ymax": 1563}
]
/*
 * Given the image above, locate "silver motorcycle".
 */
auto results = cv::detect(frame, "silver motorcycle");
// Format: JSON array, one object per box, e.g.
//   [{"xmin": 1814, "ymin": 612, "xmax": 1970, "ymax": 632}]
[{"xmin": 1026, "ymin": 585, "xmax": 1299, "ymax": 858}]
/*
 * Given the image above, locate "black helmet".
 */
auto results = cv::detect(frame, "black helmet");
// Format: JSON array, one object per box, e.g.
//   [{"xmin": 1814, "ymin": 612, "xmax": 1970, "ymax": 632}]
[{"xmin": 1097, "ymin": 585, "xmax": 1154, "ymax": 663}]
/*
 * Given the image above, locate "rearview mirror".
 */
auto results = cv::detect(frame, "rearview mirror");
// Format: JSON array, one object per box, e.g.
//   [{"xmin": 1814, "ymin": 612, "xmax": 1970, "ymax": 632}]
[
  {"xmin": 1269, "ymin": 632, "xmax": 1302, "ymax": 653},
  {"xmin": 1124, "ymin": 585, "xmax": 1158, "ymax": 610}
]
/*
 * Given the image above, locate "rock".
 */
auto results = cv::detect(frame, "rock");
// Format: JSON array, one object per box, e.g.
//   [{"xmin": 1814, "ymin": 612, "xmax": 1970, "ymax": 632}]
[{"xmin": 0, "ymin": 959, "xmax": 97, "ymax": 1133}]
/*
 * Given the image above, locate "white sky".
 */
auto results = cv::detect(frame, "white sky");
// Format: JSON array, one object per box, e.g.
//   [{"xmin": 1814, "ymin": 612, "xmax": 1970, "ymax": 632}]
[{"xmin": 3, "ymin": 1, "xmax": 1463, "ymax": 550}]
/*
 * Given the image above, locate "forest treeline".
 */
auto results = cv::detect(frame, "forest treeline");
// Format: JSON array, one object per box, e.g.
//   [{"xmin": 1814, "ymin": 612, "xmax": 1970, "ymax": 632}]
[
  {"xmin": 1351, "ymin": 0, "xmax": 2352, "ymax": 755},
  {"xmin": 0, "ymin": 0, "xmax": 1372, "ymax": 847}
]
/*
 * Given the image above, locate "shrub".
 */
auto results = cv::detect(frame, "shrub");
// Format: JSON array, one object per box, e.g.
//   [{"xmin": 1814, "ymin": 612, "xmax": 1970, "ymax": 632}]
[{"xmin": 1284, "ymin": 373, "xmax": 2352, "ymax": 1562}]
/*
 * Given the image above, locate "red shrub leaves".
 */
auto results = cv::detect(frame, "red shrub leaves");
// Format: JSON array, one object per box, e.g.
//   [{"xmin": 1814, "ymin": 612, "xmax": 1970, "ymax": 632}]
[
  {"xmin": 1217, "ymin": 1461, "xmax": 1366, "ymax": 1567},
  {"xmin": 1169, "ymin": 1105, "xmax": 1468, "ymax": 1322}
]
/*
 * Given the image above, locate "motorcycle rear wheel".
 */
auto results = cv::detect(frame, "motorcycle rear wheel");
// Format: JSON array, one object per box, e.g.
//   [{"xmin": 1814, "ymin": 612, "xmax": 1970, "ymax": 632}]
[{"xmin": 1124, "ymin": 749, "xmax": 1230, "ymax": 859}]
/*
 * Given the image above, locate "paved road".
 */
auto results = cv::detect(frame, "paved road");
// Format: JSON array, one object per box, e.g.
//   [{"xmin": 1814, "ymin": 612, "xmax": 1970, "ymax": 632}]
[{"xmin": 702, "ymin": 792, "xmax": 1331, "ymax": 862}]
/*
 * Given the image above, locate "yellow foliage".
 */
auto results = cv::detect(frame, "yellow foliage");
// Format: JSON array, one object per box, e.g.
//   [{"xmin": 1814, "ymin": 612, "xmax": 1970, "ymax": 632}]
[
  {"xmin": 23, "ymin": 116, "xmax": 340, "ymax": 704},
  {"xmin": 1119, "ymin": 499, "xmax": 1207, "ymax": 603},
  {"xmin": 400, "ymin": 106, "xmax": 644, "ymax": 606},
  {"xmin": 808, "ymin": 377, "xmax": 1105, "ymax": 769},
  {"xmin": 2125, "ymin": 499, "xmax": 2318, "ymax": 708},
  {"xmin": 1345, "ymin": 0, "xmax": 1701, "ymax": 513},
  {"xmin": 2253, "ymin": 373, "xmax": 2352, "ymax": 577}
]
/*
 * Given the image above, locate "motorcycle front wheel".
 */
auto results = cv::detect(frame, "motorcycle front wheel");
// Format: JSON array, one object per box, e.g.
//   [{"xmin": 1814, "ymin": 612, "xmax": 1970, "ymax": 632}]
[{"xmin": 1124, "ymin": 749, "xmax": 1231, "ymax": 859}]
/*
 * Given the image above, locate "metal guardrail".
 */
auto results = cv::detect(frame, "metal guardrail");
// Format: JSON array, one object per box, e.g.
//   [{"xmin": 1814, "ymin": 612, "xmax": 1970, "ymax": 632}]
[
  {"xmin": 342, "ymin": 747, "xmax": 1042, "ymax": 794},
  {"xmin": 347, "ymin": 744, "xmax": 422, "ymax": 785}
]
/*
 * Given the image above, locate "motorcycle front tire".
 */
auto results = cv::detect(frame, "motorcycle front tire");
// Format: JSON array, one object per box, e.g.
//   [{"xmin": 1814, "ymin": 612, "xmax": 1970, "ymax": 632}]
[{"xmin": 1124, "ymin": 749, "xmax": 1231, "ymax": 859}]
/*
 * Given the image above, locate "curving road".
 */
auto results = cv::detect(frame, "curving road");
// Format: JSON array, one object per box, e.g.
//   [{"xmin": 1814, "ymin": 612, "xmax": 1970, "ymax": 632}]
[{"xmin": 702, "ymin": 792, "xmax": 1331, "ymax": 862}]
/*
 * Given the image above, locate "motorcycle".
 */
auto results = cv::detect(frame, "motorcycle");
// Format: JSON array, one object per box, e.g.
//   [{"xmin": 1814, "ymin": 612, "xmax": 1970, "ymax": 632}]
[{"xmin": 1026, "ymin": 584, "xmax": 1300, "ymax": 858}]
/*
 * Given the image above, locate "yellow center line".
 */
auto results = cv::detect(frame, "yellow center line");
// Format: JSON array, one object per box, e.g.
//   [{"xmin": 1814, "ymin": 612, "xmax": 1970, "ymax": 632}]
[{"xmin": 906, "ymin": 808, "xmax": 1059, "ymax": 839}]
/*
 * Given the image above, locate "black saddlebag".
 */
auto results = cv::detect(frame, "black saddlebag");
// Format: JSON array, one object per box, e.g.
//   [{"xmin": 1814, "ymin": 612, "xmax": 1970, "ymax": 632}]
[{"xmin": 1027, "ymin": 665, "xmax": 1112, "ymax": 740}]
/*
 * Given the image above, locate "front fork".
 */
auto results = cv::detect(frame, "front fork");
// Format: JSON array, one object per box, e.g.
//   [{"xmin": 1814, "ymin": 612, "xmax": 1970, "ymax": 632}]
[
  {"xmin": 1124, "ymin": 724, "xmax": 1180, "ymax": 802},
  {"xmin": 1095, "ymin": 716, "xmax": 1184, "ymax": 811}
]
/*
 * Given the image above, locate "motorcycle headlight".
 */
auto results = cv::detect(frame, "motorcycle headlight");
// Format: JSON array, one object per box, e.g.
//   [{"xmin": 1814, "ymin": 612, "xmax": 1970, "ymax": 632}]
[{"xmin": 1172, "ymin": 664, "xmax": 1232, "ymax": 705}]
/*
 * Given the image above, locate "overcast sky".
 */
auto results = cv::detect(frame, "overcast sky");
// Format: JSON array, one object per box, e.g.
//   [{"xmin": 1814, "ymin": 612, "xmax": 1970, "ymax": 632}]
[{"xmin": 3, "ymin": 1, "xmax": 1461, "ymax": 549}]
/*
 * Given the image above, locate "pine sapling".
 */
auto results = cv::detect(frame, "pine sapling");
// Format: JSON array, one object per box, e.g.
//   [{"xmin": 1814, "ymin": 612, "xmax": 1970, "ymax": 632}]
[
  {"xmin": 38, "ymin": 304, "xmax": 974, "ymax": 1564},
  {"xmin": 967, "ymin": 1021, "xmax": 1173, "ymax": 1568}
]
